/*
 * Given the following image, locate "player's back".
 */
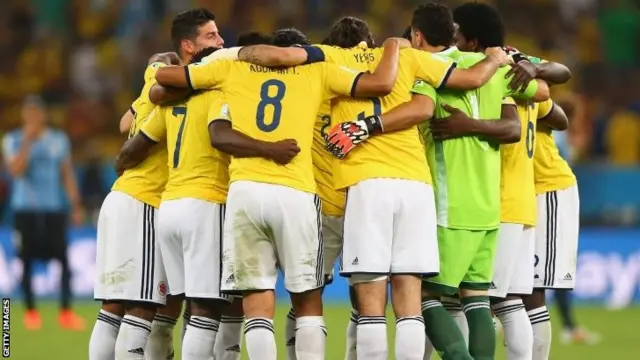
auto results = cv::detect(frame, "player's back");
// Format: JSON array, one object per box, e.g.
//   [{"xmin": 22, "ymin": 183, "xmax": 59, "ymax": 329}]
[
  {"xmin": 318, "ymin": 45, "xmax": 454, "ymax": 190},
  {"xmin": 161, "ymin": 90, "xmax": 230, "ymax": 204},
  {"xmin": 112, "ymin": 62, "xmax": 168, "ymax": 208}
]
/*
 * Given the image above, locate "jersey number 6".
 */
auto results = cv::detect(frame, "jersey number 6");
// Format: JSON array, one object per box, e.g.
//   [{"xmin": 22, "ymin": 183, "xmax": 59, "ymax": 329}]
[
  {"xmin": 172, "ymin": 107, "xmax": 187, "ymax": 168},
  {"xmin": 256, "ymin": 79, "xmax": 286, "ymax": 132}
]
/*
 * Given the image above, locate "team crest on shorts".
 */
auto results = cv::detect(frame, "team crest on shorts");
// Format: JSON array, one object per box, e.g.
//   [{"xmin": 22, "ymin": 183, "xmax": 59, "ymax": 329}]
[{"xmin": 158, "ymin": 281, "xmax": 167, "ymax": 296}]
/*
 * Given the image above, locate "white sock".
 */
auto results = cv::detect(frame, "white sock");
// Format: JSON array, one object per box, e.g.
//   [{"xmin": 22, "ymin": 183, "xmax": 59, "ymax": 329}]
[
  {"xmin": 295, "ymin": 316, "xmax": 327, "ymax": 360},
  {"xmin": 89, "ymin": 310, "xmax": 122, "ymax": 360},
  {"xmin": 114, "ymin": 315, "xmax": 152, "ymax": 360},
  {"xmin": 443, "ymin": 297, "xmax": 469, "ymax": 346},
  {"xmin": 493, "ymin": 299, "xmax": 533, "ymax": 360},
  {"xmin": 285, "ymin": 309, "xmax": 297, "ymax": 360},
  {"xmin": 181, "ymin": 309, "xmax": 190, "ymax": 348},
  {"xmin": 146, "ymin": 314, "xmax": 177, "ymax": 360},
  {"xmin": 345, "ymin": 309, "xmax": 358, "ymax": 360},
  {"xmin": 245, "ymin": 317, "xmax": 277, "ymax": 360},
  {"xmin": 214, "ymin": 315, "xmax": 244, "ymax": 360},
  {"xmin": 356, "ymin": 316, "xmax": 387, "ymax": 360},
  {"xmin": 182, "ymin": 316, "xmax": 219, "ymax": 360},
  {"xmin": 528, "ymin": 306, "xmax": 552, "ymax": 360},
  {"xmin": 423, "ymin": 334, "xmax": 434, "ymax": 360},
  {"xmin": 396, "ymin": 316, "xmax": 425, "ymax": 360}
]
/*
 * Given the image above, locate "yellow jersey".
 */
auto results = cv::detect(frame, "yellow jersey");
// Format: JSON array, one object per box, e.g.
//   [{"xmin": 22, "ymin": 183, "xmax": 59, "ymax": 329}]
[
  {"xmin": 112, "ymin": 62, "xmax": 169, "ymax": 208},
  {"xmin": 500, "ymin": 98, "xmax": 539, "ymax": 225},
  {"xmin": 313, "ymin": 101, "xmax": 346, "ymax": 216},
  {"xmin": 140, "ymin": 90, "xmax": 230, "ymax": 204},
  {"xmin": 534, "ymin": 99, "xmax": 576, "ymax": 194},
  {"xmin": 316, "ymin": 45, "xmax": 455, "ymax": 189},
  {"xmin": 187, "ymin": 60, "xmax": 360, "ymax": 194}
]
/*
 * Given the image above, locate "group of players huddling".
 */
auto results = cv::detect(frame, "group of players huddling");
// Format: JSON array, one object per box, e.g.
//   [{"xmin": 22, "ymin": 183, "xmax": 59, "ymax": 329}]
[{"xmin": 89, "ymin": 2, "xmax": 578, "ymax": 360}]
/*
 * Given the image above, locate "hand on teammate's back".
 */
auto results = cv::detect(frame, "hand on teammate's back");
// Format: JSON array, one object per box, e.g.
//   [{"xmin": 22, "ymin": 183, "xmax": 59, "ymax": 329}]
[
  {"xmin": 484, "ymin": 47, "xmax": 510, "ymax": 67},
  {"xmin": 382, "ymin": 37, "xmax": 412, "ymax": 49},
  {"xmin": 266, "ymin": 139, "xmax": 300, "ymax": 165},
  {"xmin": 430, "ymin": 104, "xmax": 476, "ymax": 140},
  {"xmin": 506, "ymin": 61, "xmax": 537, "ymax": 93}
]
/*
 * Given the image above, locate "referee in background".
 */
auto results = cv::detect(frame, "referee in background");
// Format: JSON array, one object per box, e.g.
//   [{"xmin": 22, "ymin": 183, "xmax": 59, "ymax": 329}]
[{"xmin": 2, "ymin": 95, "xmax": 86, "ymax": 331}]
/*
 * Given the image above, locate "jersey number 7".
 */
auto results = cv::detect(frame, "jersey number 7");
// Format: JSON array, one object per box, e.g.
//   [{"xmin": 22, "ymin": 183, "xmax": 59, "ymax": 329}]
[
  {"xmin": 172, "ymin": 107, "xmax": 187, "ymax": 168},
  {"xmin": 256, "ymin": 79, "xmax": 286, "ymax": 132}
]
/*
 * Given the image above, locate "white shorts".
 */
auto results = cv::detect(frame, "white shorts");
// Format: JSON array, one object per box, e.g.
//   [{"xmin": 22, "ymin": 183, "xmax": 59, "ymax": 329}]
[
  {"xmin": 322, "ymin": 214, "xmax": 344, "ymax": 283},
  {"xmin": 340, "ymin": 178, "xmax": 439, "ymax": 278},
  {"xmin": 534, "ymin": 186, "xmax": 579, "ymax": 289},
  {"xmin": 158, "ymin": 198, "xmax": 228, "ymax": 301},
  {"xmin": 221, "ymin": 181, "xmax": 323, "ymax": 294},
  {"xmin": 489, "ymin": 223, "xmax": 535, "ymax": 298},
  {"xmin": 94, "ymin": 191, "xmax": 167, "ymax": 305}
]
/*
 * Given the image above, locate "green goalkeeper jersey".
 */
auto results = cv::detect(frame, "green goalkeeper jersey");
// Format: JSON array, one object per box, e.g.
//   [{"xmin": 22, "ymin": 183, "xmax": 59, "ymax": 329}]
[{"xmin": 412, "ymin": 47, "xmax": 539, "ymax": 230}]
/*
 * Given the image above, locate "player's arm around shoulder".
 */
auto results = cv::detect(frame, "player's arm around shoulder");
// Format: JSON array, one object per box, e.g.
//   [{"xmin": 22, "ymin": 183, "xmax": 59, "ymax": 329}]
[
  {"xmin": 237, "ymin": 44, "xmax": 325, "ymax": 67},
  {"xmin": 377, "ymin": 79, "xmax": 437, "ymax": 133},
  {"xmin": 349, "ymin": 37, "xmax": 409, "ymax": 97},
  {"xmin": 537, "ymin": 99, "xmax": 569, "ymax": 131},
  {"xmin": 445, "ymin": 47, "xmax": 510, "ymax": 90}
]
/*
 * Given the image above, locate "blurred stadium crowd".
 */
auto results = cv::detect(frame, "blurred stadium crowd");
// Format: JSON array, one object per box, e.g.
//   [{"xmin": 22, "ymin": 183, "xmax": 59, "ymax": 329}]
[{"xmin": 0, "ymin": 0, "xmax": 638, "ymax": 221}]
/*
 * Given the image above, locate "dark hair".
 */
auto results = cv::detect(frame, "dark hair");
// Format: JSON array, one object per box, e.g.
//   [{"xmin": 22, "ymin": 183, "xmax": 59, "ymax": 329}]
[
  {"xmin": 411, "ymin": 3, "xmax": 455, "ymax": 47},
  {"xmin": 272, "ymin": 28, "xmax": 310, "ymax": 47},
  {"xmin": 402, "ymin": 26, "xmax": 412, "ymax": 41},
  {"xmin": 453, "ymin": 2, "xmax": 505, "ymax": 48},
  {"xmin": 236, "ymin": 31, "xmax": 272, "ymax": 46},
  {"xmin": 190, "ymin": 47, "xmax": 218, "ymax": 64},
  {"xmin": 326, "ymin": 16, "xmax": 375, "ymax": 48},
  {"xmin": 171, "ymin": 8, "xmax": 216, "ymax": 53}
]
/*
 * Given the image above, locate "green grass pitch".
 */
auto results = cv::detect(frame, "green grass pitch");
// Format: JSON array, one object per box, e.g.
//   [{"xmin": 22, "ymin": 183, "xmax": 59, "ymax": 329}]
[{"xmin": 7, "ymin": 301, "xmax": 639, "ymax": 359}]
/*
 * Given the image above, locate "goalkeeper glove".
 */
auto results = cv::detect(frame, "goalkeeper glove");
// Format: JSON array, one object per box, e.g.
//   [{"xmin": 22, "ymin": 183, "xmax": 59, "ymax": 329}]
[{"xmin": 325, "ymin": 115, "xmax": 383, "ymax": 159}]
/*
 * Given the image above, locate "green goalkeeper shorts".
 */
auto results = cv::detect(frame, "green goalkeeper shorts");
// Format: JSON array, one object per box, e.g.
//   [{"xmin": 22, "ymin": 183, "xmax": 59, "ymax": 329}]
[{"xmin": 423, "ymin": 226, "xmax": 499, "ymax": 295}]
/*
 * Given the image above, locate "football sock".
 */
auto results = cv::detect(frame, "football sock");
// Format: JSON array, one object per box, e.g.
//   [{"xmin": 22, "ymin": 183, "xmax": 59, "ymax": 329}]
[
  {"xmin": 421, "ymin": 298, "xmax": 472, "ymax": 360},
  {"xmin": 461, "ymin": 296, "xmax": 495, "ymax": 360},
  {"xmin": 145, "ymin": 314, "xmax": 176, "ymax": 360},
  {"xmin": 245, "ymin": 317, "xmax": 277, "ymax": 360},
  {"xmin": 345, "ymin": 309, "xmax": 358, "ymax": 360},
  {"xmin": 424, "ymin": 334, "xmax": 434, "ymax": 360},
  {"xmin": 114, "ymin": 315, "xmax": 152, "ymax": 360},
  {"xmin": 89, "ymin": 309, "xmax": 121, "ymax": 360},
  {"xmin": 181, "ymin": 309, "xmax": 190, "ymax": 347},
  {"xmin": 493, "ymin": 299, "xmax": 533, "ymax": 360},
  {"xmin": 356, "ymin": 316, "xmax": 387, "ymax": 360},
  {"xmin": 528, "ymin": 306, "xmax": 552, "ymax": 360},
  {"xmin": 295, "ymin": 316, "xmax": 327, "ymax": 360},
  {"xmin": 214, "ymin": 315, "xmax": 244, "ymax": 360},
  {"xmin": 285, "ymin": 309, "xmax": 297, "ymax": 360},
  {"xmin": 395, "ymin": 316, "xmax": 425, "ymax": 360},
  {"xmin": 554, "ymin": 290, "xmax": 576, "ymax": 330},
  {"xmin": 442, "ymin": 296, "xmax": 469, "ymax": 345},
  {"xmin": 182, "ymin": 316, "xmax": 219, "ymax": 360}
]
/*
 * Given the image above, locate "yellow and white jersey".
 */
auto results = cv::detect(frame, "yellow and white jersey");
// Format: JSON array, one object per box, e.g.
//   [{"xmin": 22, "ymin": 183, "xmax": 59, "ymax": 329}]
[
  {"xmin": 141, "ymin": 90, "xmax": 230, "ymax": 204},
  {"xmin": 534, "ymin": 98, "xmax": 576, "ymax": 194},
  {"xmin": 313, "ymin": 101, "xmax": 346, "ymax": 216},
  {"xmin": 112, "ymin": 62, "xmax": 168, "ymax": 208}
]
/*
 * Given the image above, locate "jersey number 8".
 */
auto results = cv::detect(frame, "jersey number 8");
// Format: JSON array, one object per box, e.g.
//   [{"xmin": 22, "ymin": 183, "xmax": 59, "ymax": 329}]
[{"xmin": 256, "ymin": 79, "xmax": 286, "ymax": 132}]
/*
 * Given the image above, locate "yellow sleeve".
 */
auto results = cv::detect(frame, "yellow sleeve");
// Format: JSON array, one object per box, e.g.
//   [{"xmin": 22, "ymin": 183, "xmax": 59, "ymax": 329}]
[
  {"xmin": 323, "ymin": 63, "xmax": 362, "ymax": 98},
  {"xmin": 537, "ymin": 98, "xmax": 554, "ymax": 119},
  {"xmin": 411, "ymin": 49, "xmax": 456, "ymax": 89},
  {"xmin": 502, "ymin": 97, "xmax": 516, "ymax": 106},
  {"xmin": 185, "ymin": 60, "xmax": 231, "ymax": 90},
  {"xmin": 140, "ymin": 108, "xmax": 167, "ymax": 142},
  {"xmin": 207, "ymin": 94, "xmax": 232, "ymax": 126},
  {"xmin": 144, "ymin": 62, "xmax": 167, "ymax": 84},
  {"xmin": 314, "ymin": 44, "xmax": 341, "ymax": 63}
]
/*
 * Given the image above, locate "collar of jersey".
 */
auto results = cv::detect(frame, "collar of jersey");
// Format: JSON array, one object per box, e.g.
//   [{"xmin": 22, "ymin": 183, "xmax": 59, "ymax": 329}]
[{"xmin": 438, "ymin": 46, "xmax": 458, "ymax": 55}]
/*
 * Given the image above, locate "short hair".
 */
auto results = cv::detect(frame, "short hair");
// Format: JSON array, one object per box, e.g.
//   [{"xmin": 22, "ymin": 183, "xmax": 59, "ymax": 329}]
[
  {"xmin": 171, "ymin": 8, "xmax": 216, "ymax": 53},
  {"xmin": 190, "ymin": 47, "xmax": 218, "ymax": 64},
  {"xmin": 402, "ymin": 26, "xmax": 412, "ymax": 41},
  {"xmin": 326, "ymin": 16, "xmax": 375, "ymax": 48},
  {"xmin": 236, "ymin": 31, "xmax": 272, "ymax": 46},
  {"xmin": 411, "ymin": 3, "xmax": 455, "ymax": 47},
  {"xmin": 272, "ymin": 28, "xmax": 310, "ymax": 47},
  {"xmin": 453, "ymin": 2, "xmax": 505, "ymax": 48}
]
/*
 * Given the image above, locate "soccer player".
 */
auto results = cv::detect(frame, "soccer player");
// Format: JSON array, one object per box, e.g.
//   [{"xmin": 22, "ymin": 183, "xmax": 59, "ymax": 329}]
[
  {"xmin": 319, "ymin": 9, "xmax": 510, "ymax": 360},
  {"xmin": 89, "ymin": 8, "xmax": 224, "ymax": 360},
  {"xmin": 155, "ymin": 37, "xmax": 403, "ymax": 359}
]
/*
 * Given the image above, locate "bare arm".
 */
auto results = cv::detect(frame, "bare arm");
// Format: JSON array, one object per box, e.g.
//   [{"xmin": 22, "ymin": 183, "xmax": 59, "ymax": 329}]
[
  {"xmin": 149, "ymin": 83, "xmax": 192, "ymax": 105},
  {"xmin": 378, "ymin": 94, "xmax": 435, "ymax": 133},
  {"xmin": 538, "ymin": 103, "xmax": 569, "ymax": 131},
  {"xmin": 209, "ymin": 121, "xmax": 300, "ymax": 164},
  {"xmin": 237, "ymin": 45, "xmax": 321, "ymax": 67},
  {"xmin": 114, "ymin": 133, "xmax": 156, "ymax": 174},
  {"xmin": 119, "ymin": 108, "xmax": 134, "ymax": 134},
  {"xmin": 5, "ymin": 139, "xmax": 32, "ymax": 177},
  {"xmin": 535, "ymin": 61, "xmax": 571, "ymax": 85},
  {"xmin": 148, "ymin": 52, "xmax": 180, "ymax": 66},
  {"xmin": 430, "ymin": 103, "xmax": 521, "ymax": 144},
  {"xmin": 350, "ymin": 38, "xmax": 405, "ymax": 97},
  {"xmin": 530, "ymin": 80, "xmax": 550, "ymax": 102},
  {"xmin": 60, "ymin": 158, "xmax": 81, "ymax": 209},
  {"xmin": 445, "ymin": 53, "xmax": 504, "ymax": 90}
]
